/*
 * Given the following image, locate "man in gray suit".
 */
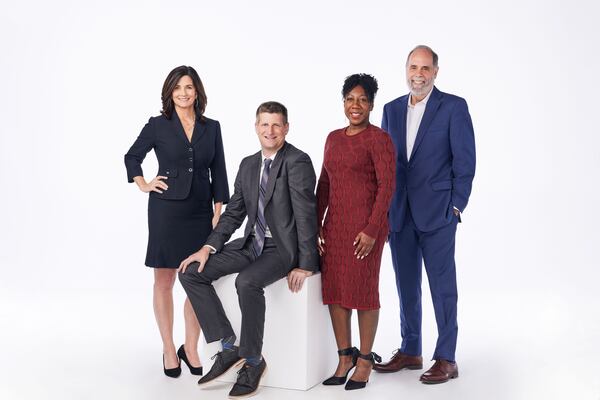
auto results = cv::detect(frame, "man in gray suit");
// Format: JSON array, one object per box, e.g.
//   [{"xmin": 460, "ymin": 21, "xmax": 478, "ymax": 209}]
[{"xmin": 178, "ymin": 101, "xmax": 319, "ymax": 398}]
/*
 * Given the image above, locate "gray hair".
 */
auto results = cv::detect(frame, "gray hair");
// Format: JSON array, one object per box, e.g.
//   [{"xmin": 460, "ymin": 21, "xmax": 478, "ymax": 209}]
[{"xmin": 406, "ymin": 45, "xmax": 439, "ymax": 68}]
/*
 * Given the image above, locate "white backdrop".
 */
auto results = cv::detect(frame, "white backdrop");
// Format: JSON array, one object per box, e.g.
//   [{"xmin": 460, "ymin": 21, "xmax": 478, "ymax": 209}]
[{"xmin": 1, "ymin": 1, "xmax": 600, "ymax": 399}]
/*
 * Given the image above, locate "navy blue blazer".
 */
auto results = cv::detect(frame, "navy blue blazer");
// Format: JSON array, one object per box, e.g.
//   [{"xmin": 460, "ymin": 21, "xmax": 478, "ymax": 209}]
[
  {"xmin": 382, "ymin": 86, "xmax": 476, "ymax": 232},
  {"xmin": 124, "ymin": 113, "xmax": 230, "ymax": 203}
]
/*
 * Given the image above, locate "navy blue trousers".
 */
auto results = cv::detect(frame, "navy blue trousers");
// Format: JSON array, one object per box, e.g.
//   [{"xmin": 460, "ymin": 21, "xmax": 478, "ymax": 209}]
[{"xmin": 389, "ymin": 208, "xmax": 459, "ymax": 362}]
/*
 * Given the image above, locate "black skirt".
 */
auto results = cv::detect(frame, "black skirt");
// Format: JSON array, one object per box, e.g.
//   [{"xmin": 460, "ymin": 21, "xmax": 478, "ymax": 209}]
[{"xmin": 145, "ymin": 177, "xmax": 213, "ymax": 268}]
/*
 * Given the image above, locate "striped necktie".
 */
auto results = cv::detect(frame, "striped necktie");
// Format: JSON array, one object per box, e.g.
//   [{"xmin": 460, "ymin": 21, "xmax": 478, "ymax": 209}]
[{"xmin": 251, "ymin": 158, "xmax": 272, "ymax": 258}]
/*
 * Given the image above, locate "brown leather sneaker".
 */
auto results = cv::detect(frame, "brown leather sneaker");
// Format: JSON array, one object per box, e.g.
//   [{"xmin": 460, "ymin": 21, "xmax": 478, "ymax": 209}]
[
  {"xmin": 419, "ymin": 359, "xmax": 458, "ymax": 384},
  {"xmin": 373, "ymin": 350, "xmax": 423, "ymax": 373}
]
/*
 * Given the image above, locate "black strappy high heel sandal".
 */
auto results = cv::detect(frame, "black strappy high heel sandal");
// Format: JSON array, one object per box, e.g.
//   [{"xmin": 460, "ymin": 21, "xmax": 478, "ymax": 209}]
[
  {"xmin": 345, "ymin": 351, "xmax": 382, "ymax": 390},
  {"xmin": 322, "ymin": 347, "xmax": 359, "ymax": 385}
]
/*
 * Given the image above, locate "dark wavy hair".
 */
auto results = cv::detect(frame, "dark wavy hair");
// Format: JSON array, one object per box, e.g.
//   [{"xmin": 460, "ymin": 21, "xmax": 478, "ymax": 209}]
[
  {"xmin": 160, "ymin": 66, "xmax": 207, "ymax": 121},
  {"xmin": 342, "ymin": 73, "xmax": 379, "ymax": 103}
]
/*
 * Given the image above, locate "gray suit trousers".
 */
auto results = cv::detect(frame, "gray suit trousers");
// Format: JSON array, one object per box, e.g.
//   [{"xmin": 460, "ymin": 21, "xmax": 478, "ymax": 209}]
[{"xmin": 179, "ymin": 238, "xmax": 288, "ymax": 358}]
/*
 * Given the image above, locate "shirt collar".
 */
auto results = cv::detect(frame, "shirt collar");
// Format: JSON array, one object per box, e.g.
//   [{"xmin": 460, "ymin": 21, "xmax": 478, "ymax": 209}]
[
  {"xmin": 408, "ymin": 87, "xmax": 433, "ymax": 108},
  {"xmin": 261, "ymin": 151, "xmax": 277, "ymax": 163}
]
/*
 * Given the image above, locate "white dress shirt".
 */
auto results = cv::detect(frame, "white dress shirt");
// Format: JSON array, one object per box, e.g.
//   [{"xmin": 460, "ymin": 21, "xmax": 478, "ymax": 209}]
[{"xmin": 406, "ymin": 88, "xmax": 433, "ymax": 161}]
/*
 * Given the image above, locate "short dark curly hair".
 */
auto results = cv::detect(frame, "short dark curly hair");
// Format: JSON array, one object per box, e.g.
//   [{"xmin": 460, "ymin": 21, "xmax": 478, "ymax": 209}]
[{"xmin": 342, "ymin": 73, "xmax": 379, "ymax": 103}]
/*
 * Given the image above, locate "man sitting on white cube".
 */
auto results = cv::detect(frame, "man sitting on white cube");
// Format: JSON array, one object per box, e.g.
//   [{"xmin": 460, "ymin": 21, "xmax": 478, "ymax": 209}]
[{"xmin": 179, "ymin": 101, "xmax": 319, "ymax": 399}]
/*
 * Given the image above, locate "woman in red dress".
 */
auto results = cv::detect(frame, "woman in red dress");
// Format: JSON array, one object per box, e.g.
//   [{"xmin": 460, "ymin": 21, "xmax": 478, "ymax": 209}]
[{"xmin": 317, "ymin": 74, "xmax": 395, "ymax": 390}]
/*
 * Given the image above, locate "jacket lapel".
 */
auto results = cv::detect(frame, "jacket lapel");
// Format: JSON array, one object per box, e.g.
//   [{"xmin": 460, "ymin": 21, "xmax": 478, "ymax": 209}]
[
  {"xmin": 410, "ymin": 86, "xmax": 442, "ymax": 160},
  {"xmin": 191, "ymin": 119, "xmax": 207, "ymax": 146},
  {"xmin": 170, "ymin": 111, "xmax": 193, "ymax": 146},
  {"xmin": 264, "ymin": 143, "xmax": 287, "ymax": 206},
  {"xmin": 397, "ymin": 96, "xmax": 409, "ymax": 164}
]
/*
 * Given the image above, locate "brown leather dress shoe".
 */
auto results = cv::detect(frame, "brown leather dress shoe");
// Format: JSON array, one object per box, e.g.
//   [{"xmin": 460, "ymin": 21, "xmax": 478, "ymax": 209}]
[
  {"xmin": 419, "ymin": 359, "xmax": 458, "ymax": 384},
  {"xmin": 373, "ymin": 350, "xmax": 423, "ymax": 373}
]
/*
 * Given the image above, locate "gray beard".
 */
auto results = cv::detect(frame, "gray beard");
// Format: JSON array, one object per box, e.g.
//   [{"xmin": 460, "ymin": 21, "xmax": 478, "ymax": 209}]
[
  {"xmin": 407, "ymin": 79, "xmax": 434, "ymax": 98},
  {"xmin": 409, "ymin": 85, "xmax": 432, "ymax": 97}
]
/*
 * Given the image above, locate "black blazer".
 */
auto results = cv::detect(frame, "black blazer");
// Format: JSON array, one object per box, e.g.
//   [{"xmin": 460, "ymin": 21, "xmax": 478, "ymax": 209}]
[
  {"xmin": 205, "ymin": 142, "xmax": 319, "ymax": 272},
  {"xmin": 124, "ymin": 113, "xmax": 229, "ymax": 203}
]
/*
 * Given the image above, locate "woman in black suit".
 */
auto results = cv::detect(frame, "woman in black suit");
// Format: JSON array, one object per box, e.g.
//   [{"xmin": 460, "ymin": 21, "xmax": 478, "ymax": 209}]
[{"xmin": 125, "ymin": 66, "xmax": 229, "ymax": 377}]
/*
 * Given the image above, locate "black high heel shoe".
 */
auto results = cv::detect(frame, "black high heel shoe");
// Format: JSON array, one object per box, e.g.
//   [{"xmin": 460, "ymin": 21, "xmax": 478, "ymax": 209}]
[
  {"xmin": 322, "ymin": 347, "xmax": 359, "ymax": 385},
  {"xmin": 177, "ymin": 345, "xmax": 203, "ymax": 376},
  {"xmin": 163, "ymin": 354, "xmax": 181, "ymax": 378},
  {"xmin": 345, "ymin": 352, "xmax": 382, "ymax": 390}
]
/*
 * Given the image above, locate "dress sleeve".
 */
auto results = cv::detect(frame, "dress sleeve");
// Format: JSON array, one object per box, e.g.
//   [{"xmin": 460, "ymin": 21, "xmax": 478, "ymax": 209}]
[
  {"xmin": 362, "ymin": 132, "xmax": 396, "ymax": 238},
  {"xmin": 209, "ymin": 121, "xmax": 230, "ymax": 204},
  {"xmin": 124, "ymin": 117, "xmax": 155, "ymax": 182},
  {"xmin": 315, "ymin": 136, "xmax": 330, "ymax": 228}
]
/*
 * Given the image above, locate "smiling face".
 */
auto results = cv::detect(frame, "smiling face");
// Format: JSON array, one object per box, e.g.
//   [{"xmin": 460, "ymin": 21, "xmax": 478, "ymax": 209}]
[
  {"xmin": 255, "ymin": 112, "xmax": 288, "ymax": 156},
  {"xmin": 172, "ymin": 75, "xmax": 197, "ymax": 110},
  {"xmin": 406, "ymin": 48, "xmax": 438, "ymax": 101},
  {"xmin": 344, "ymin": 85, "xmax": 373, "ymax": 128}
]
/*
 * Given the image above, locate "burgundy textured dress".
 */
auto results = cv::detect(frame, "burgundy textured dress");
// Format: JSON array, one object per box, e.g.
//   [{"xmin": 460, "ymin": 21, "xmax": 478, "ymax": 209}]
[{"xmin": 317, "ymin": 125, "xmax": 396, "ymax": 310}]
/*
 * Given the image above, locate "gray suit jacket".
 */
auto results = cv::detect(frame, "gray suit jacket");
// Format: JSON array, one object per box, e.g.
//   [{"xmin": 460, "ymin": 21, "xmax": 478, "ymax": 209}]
[{"xmin": 205, "ymin": 142, "xmax": 319, "ymax": 272}]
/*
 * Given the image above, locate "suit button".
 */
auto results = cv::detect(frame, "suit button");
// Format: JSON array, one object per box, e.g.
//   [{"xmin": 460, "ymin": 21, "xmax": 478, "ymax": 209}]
[
  {"xmin": 166, "ymin": 171, "xmax": 170, "ymax": 175},
  {"xmin": 188, "ymin": 168, "xmax": 193, "ymax": 172},
  {"xmin": 188, "ymin": 147, "xmax": 193, "ymax": 152},
  {"xmin": 189, "ymin": 157, "xmax": 193, "ymax": 162}
]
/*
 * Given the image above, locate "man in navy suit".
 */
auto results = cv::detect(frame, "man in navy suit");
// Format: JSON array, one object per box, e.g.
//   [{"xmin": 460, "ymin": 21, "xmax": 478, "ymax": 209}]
[{"xmin": 374, "ymin": 45, "xmax": 475, "ymax": 384}]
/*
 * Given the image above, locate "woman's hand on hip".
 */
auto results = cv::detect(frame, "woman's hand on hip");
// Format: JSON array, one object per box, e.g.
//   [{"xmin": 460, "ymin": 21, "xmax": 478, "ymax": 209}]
[
  {"xmin": 354, "ymin": 231, "xmax": 375, "ymax": 260},
  {"xmin": 137, "ymin": 176, "xmax": 168, "ymax": 194}
]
